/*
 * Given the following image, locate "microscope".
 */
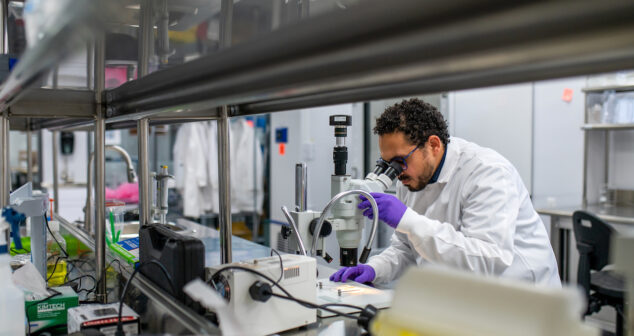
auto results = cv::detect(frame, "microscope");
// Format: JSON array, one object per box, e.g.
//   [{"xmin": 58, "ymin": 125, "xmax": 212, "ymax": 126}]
[
  {"xmin": 282, "ymin": 115, "xmax": 403, "ymax": 266},
  {"xmin": 152, "ymin": 165, "xmax": 173, "ymax": 225}
]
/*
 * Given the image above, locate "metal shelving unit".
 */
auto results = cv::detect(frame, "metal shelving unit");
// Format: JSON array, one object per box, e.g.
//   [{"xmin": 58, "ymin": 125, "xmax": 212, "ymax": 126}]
[
  {"xmin": 581, "ymin": 123, "xmax": 634, "ymax": 131},
  {"xmin": 581, "ymin": 89, "xmax": 634, "ymax": 209},
  {"xmin": 2, "ymin": 0, "xmax": 634, "ymax": 333},
  {"xmin": 583, "ymin": 84, "xmax": 634, "ymax": 93},
  {"xmin": 56, "ymin": 214, "xmax": 220, "ymax": 334},
  {"xmin": 538, "ymin": 81, "xmax": 634, "ymax": 282}
]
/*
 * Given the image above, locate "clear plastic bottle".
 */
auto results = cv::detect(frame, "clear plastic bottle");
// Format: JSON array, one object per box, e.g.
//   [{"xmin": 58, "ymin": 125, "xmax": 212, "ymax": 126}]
[
  {"xmin": 0, "ymin": 216, "xmax": 26, "ymax": 336},
  {"xmin": 46, "ymin": 220, "xmax": 67, "ymax": 286},
  {"xmin": 46, "ymin": 220, "xmax": 66, "ymax": 257},
  {"xmin": 602, "ymin": 91, "xmax": 617, "ymax": 123}
]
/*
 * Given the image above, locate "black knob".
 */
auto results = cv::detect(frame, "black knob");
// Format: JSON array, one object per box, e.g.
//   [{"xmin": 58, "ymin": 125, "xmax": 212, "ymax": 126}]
[
  {"xmin": 281, "ymin": 225, "xmax": 292, "ymax": 239},
  {"xmin": 309, "ymin": 218, "xmax": 332, "ymax": 237},
  {"xmin": 323, "ymin": 253, "xmax": 334, "ymax": 264},
  {"xmin": 249, "ymin": 281, "xmax": 272, "ymax": 302},
  {"xmin": 357, "ymin": 304, "xmax": 379, "ymax": 331}
]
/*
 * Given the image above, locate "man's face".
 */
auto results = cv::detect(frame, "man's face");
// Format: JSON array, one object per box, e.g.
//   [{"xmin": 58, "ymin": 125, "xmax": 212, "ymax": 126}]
[{"xmin": 378, "ymin": 132, "xmax": 435, "ymax": 192}]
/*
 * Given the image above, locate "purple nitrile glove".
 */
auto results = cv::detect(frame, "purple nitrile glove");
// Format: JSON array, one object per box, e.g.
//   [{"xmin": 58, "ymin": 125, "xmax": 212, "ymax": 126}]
[
  {"xmin": 358, "ymin": 192, "xmax": 407, "ymax": 228},
  {"xmin": 329, "ymin": 264, "xmax": 376, "ymax": 283}
]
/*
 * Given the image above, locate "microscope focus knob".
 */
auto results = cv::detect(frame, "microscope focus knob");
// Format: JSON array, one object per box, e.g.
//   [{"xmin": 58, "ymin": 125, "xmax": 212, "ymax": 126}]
[
  {"xmin": 281, "ymin": 225, "xmax": 292, "ymax": 239},
  {"xmin": 309, "ymin": 218, "xmax": 332, "ymax": 237}
]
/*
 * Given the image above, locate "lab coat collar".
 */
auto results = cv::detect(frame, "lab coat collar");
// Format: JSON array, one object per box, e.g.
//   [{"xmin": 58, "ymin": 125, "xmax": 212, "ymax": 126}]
[
  {"xmin": 435, "ymin": 138, "xmax": 460, "ymax": 184},
  {"xmin": 428, "ymin": 144, "xmax": 447, "ymax": 184}
]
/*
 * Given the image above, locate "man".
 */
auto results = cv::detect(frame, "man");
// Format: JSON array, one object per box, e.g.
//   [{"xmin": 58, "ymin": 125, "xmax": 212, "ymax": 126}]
[{"xmin": 330, "ymin": 98, "xmax": 560, "ymax": 287}]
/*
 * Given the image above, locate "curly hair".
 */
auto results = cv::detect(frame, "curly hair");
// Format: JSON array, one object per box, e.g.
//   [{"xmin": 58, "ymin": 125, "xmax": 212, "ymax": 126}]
[{"xmin": 374, "ymin": 98, "xmax": 450, "ymax": 146}]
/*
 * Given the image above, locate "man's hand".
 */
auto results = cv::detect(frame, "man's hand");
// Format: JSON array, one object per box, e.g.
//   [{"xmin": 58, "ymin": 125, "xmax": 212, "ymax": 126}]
[
  {"xmin": 329, "ymin": 264, "xmax": 376, "ymax": 283},
  {"xmin": 358, "ymin": 192, "xmax": 407, "ymax": 228}
]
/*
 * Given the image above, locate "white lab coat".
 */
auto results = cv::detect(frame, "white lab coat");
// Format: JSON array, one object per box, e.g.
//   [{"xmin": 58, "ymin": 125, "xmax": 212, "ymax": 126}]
[
  {"xmin": 367, "ymin": 137, "xmax": 561, "ymax": 287},
  {"xmin": 173, "ymin": 123, "xmax": 213, "ymax": 217},
  {"xmin": 207, "ymin": 121, "xmax": 220, "ymax": 213},
  {"xmin": 230, "ymin": 119, "xmax": 264, "ymax": 214},
  {"xmin": 176, "ymin": 120, "xmax": 264, "ymax": 217}
]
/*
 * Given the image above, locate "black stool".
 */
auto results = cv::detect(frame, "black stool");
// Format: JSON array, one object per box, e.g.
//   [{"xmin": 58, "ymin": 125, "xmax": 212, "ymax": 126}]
[{"xmin": 572, "ymin": 210, "xmax": 626, "ymax": 336}]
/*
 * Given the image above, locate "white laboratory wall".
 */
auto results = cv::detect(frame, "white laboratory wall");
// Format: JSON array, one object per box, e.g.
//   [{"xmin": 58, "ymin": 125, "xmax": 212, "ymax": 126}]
[
  {"xmin": 9, "ymin": 131, "xmax": 25, "ymax": 169},
  {"xmin": 45, "ymin": 48, "xmax": 89, "ymax": 88},
  {"xmin": 448, "ymin": 84, "xmax": 534, "ymax": 192},
  {"xmin": 41, "ymin": 130, "xmax": 89, "ymax": 185},
  {"xmin": 269, "ymin": 104, "xmax": 365, "ymax": 265},
  {"xmin": 41, "ymin": 130, "xmax": 89, "ymax": 222},
  {"xmin": 532, "ymin": 77, "xmax": 586, "ymax": 208}
]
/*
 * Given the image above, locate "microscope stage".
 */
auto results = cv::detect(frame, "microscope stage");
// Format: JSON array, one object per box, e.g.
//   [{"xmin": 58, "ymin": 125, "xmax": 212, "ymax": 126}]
[{"xmin": 316, "ymin": 278, "xmax": 393, "ymax": 317}]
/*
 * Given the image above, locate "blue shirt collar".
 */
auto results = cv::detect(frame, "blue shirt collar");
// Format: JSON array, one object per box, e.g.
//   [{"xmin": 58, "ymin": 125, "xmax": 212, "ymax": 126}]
[{"xmin": 428, "ymin": 144, "xmax": 447, "ymax": 184}]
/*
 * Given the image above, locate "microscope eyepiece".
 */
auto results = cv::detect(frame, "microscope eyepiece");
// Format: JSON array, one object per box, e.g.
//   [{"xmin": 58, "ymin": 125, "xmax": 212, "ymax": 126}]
[
  {"xmin": 383, "ymin": 161, "xmax": 404, "ymax": 181},
  {"xmin": 329, "ymin": 115, "xmax": 352, "ymax": 127},
  {"xmin": 372, "ymin": 159, "xmax": 389, "ymax": 175}
]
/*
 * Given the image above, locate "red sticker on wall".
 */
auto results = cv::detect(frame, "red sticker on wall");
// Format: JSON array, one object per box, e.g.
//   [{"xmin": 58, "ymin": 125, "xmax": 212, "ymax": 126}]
[
  {"xmin": 562, "ymin": 88, "xmax": 573, "ymax": 102},
  {"xmin": 278, "ymin": 143, "xmax": 286, "ymax": 155}
]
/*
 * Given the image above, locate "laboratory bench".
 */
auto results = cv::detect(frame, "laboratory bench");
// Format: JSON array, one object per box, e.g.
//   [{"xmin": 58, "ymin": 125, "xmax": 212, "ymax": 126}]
[
  {"xmin": 537, "ymin": 204, "xmax": 634, "ymax": 283},
  {"xmin": 52, "ymin": 215, "xmax": 367, "ymax": 335},
  {"xmin": 2, "ymin": 1, "xmax": 634, "ymax": 335}
]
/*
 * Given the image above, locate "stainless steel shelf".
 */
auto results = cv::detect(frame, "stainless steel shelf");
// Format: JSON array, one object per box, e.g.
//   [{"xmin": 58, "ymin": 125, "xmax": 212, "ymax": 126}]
[
  {"xmin": 582, "ymin": 84, "xmax": 634, "ymax": 93},
  {"xmin": 36, "ymin": 115, "xmax": 220, "ymax": 132},
  {"xmin": 581, "ymin": 123, "xmax": 634, "ymax": 131},
  {"xmin": 55, "ymin": 214, "xmax": 220, "ymax": 335},
  {"xmin": 5, "ymin": 87, "xmax": 220, "ymax": 130},
  {"xmin": 0, "ymin": 1, "xmax": 120, "ymax": 112},
  {"xmin": 7, "ymin": 88, "xmax": 95, "ymax": 131},
  {"xmin": 9, "ymin": 88, "xmax": 95, "ymax": 118},
  {"xmin": 2, "ymin": 0, "xmax": 634, "ymax": 129},
  {"xmin": 105, "ymin": 0, "xmax": 634, "ymax": 120},
  {"xmin": 537, "ymin": 204, "xmax": 634, "ymax": 225}
]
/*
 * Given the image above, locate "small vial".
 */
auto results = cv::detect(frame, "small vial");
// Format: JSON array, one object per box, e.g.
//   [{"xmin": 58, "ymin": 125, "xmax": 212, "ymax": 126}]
[
  {"xmin": 319, "ymin": 282, "xmax": 323, "ymax": 289},
  {"xmin": 338, "ymin": 289, "xmax": 342, "ymax": 296}
]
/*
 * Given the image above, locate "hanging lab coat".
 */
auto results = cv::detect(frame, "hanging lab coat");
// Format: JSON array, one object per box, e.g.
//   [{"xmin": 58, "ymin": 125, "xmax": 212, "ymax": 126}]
[
  {"xmin": 367, "ymin": 137, "xmax": 561, "ymax": 287},
  {"xmin": 205, "ymin": 119, "xmax": 264, "ymax": 214},
  {"xmin": 173, "ymin": 123, "xmax": 213, "ymax": 217},
  {"xmin": 230, "ymin": 119, "xmax": 264, "ymax": 214},
  {"xmin": 176, "ymin": 120, "xmax": 264, "ymax": 217},
  {"xmin": 207, "ymin": 121, "xmax": 220, "ymax": 213}
]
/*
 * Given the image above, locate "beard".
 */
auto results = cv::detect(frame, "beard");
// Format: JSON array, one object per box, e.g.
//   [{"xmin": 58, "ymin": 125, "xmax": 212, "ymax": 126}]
[{"xmin": 398, "ymin": 160, "xmax": 435, "ymax": 192}]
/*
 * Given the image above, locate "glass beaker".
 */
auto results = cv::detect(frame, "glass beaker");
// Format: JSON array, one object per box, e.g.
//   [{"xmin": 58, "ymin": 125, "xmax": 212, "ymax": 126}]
[{"xmin": 105, "ymin": 200, "xmax": 126, "ymax": 244}]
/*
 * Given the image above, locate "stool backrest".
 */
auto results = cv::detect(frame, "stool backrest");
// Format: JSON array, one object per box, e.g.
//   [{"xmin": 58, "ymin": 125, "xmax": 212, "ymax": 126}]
[{"xmin": 572, "ymin": 210, "xmax": 614, "ymax": 272}]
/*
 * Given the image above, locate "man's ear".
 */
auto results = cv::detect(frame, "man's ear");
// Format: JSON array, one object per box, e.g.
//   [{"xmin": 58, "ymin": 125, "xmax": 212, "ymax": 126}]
[{"xmin": 427, "ymin": 135, "xmax": 442, "ymax": 154}]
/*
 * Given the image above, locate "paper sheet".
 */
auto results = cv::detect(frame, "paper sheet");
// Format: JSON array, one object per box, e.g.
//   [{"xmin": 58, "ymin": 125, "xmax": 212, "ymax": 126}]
[{"xmin": 12, "ymin": 261, "xmax": 48, "ymax": 296}]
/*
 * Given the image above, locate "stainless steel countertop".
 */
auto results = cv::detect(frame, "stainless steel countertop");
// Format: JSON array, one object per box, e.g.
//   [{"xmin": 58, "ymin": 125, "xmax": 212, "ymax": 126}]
[
  {"xmin": 536, "ymin": 203, "xmax": 634, "ymax": 225},
  {"xmin": 174, "ymin": 218, "xmax": 365, "ymax": 335},
  {"xmin": 57, "ymin": 215, "xmax": 362, "ymax": 335},
  {"xmin": 175, "ymin": 217, "xmax": 340, "ymax": 277}
]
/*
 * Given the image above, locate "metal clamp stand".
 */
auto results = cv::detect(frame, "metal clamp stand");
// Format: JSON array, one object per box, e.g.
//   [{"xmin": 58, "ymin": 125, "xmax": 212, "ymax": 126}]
[{"xmin": 8, "ymin": 183, "xmax": 49, "ymax": 279}]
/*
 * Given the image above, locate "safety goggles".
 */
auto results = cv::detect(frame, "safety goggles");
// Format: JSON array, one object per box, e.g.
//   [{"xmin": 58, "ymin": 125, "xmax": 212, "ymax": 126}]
[{"xmin": 380, "ymin": 145, "xmax": 419, "ymax": 171}]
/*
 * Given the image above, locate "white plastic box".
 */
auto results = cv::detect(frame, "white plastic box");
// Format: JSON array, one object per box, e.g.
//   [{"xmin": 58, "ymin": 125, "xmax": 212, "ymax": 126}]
[{"xmin": 206, "ymin": 254, "xmax": 317, "ymax": 336}]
